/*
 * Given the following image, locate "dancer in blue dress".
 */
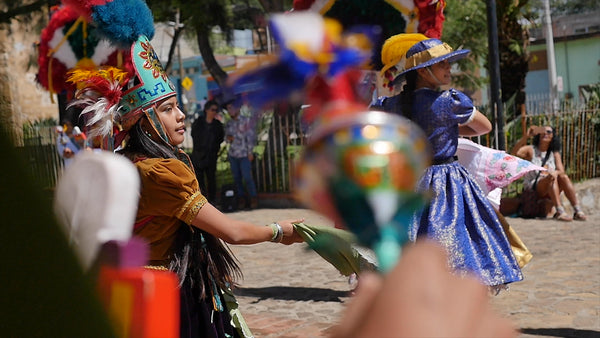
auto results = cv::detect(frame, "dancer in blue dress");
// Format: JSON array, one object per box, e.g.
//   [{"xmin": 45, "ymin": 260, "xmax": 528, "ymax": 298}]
[{"xmin": 372, "ymin": 34, "xmax": 523, "ymax": 289}]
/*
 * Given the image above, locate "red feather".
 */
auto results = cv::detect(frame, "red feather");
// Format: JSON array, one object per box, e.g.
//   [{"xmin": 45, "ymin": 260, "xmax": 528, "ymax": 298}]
[
  {"xmin": 292, "ymin": 0, "xmax": 316, "ymax": 10},
  {"xmin": 37, "ymin": 6, "xmax": 81, "ymax": 93},
  {"xmin": 61, "ymin": 0, "xmax": 109, "ymax": 20}
]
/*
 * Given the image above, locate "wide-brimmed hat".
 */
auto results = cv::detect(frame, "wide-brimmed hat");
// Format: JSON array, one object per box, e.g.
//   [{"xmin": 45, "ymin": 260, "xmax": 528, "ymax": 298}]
[{"xmin": 380, "ymin": 34, "xmax": 470, "ymax": 88}]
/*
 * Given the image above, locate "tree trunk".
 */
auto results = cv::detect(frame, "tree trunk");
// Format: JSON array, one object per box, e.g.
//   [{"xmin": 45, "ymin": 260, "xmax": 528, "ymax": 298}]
[
  {"xmin": 196, "ymin": 27, "xmax": 229, "ymax": 92},
  {"xmin": 164, "ymin": 27, "xmax": 184, "ymax": 74}
]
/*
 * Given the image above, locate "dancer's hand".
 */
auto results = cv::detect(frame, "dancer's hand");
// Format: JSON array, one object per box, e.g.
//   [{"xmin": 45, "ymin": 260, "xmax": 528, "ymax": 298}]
[{"xmin": 277, "ymin": 219, "xmax": 304, "ymax": 245}]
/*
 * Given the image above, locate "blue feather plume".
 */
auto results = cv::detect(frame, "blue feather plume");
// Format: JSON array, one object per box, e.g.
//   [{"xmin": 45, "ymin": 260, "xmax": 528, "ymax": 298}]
[
  {"xmin": 92, "ymin": 0, "xmax": 155, "ymax": 47},
  {"xmin": 230, "ymin": 63, "xmax": 308, "ymax": 110}
]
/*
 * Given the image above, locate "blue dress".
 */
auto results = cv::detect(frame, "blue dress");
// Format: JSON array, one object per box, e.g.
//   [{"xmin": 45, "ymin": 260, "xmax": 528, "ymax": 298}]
[{"xmin": 373, "ymin": 88, "xmax": 523, "ymax": 287}]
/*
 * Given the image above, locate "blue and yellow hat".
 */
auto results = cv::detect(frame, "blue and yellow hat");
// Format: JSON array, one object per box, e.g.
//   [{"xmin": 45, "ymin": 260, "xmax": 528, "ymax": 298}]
[{"xmin": 380, "ymin": 34, "xmax": 470, "ymax": 89}]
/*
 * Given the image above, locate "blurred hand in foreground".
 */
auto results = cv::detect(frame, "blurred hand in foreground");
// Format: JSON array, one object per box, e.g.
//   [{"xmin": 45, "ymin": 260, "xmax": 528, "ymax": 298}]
[{"xmin": 332, "ymin": 241, "xmax": 518, "ymax": 338}]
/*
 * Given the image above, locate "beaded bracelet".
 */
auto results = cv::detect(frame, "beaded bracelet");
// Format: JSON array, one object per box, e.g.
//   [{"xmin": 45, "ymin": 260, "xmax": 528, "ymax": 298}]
[{"xmin": 267, "ymin": 222, "xmax": 284, "ymax": 243}]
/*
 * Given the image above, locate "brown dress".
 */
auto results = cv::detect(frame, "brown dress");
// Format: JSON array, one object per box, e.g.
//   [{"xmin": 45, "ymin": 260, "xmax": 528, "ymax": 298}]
[
  {"xmin": 133, "ymin": 158, "xmax": 207, "ymax": 265},
  {"xmin": 132, "ymin": 158, "xmax": 246, "ymax": 338}
]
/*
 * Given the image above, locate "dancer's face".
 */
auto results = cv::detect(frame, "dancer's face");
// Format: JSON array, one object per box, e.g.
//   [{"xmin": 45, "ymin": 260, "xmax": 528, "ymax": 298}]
[
  {"xmin": 429, "ymin": 60, "xmax": 452, "ymax": 85},
  {"xmin": 157, "ymin": 96, "xmax": 186, "ymax": 146},
  {"xmin": 417, "ymin": 60, "xmax": 451, "ymax": 88}
]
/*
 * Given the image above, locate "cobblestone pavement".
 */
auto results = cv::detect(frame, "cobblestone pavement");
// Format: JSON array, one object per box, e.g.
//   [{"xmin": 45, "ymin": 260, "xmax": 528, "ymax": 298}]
[{"xmin": 226, "ymin": 207, "xmax": 600, "ymax": 338}]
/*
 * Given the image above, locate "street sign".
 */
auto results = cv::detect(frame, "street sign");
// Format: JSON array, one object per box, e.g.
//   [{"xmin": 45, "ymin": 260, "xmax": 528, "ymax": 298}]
[{"xmin": 181, "ymin": 76, "xmax": 193, "ymax": 91}]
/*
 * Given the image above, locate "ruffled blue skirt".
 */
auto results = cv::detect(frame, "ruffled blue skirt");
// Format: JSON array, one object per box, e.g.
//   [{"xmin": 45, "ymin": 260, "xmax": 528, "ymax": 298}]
[{"xmin": 410, "ymin": 161, "xmax": 523, "ymax": 286}]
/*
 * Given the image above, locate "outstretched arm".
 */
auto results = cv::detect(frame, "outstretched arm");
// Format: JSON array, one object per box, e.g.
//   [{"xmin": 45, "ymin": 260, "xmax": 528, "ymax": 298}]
[{"xmin": 191, "ymin": 202, "xmax": 303, "ymax": 245}]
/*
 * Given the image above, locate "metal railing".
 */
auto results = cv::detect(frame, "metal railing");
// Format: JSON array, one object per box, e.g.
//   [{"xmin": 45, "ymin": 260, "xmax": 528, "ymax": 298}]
[
  {"xmin": 20, "ymin": 126, "xmax": 64, "ymax": 190},
  {"xmin": 14, "ymin": 103, "xmax": 600, "ymax": 198},
  {"xmin": 471, "ymin": 102, "xmax": 599, "ymax": 197}
]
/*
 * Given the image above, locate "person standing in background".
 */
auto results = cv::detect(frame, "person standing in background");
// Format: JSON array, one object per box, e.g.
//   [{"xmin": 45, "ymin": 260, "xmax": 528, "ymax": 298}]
[
  {"xmin": 224, "ymin": 99, "xmax": 259, "ymax": 210},
  {"xmin": 191, "ymin": 100, "xmax": 224, "ymax": 204}
]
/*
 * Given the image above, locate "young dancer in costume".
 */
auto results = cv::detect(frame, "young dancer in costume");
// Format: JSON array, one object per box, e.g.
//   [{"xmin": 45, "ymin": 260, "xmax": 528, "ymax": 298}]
[
  {"xmin": 69, "ymin": 33, "xmax": 302, "ymax": 338},
  {"xmin": 371, "ymin": 34, "xmax": 523, "ymax": 289}
]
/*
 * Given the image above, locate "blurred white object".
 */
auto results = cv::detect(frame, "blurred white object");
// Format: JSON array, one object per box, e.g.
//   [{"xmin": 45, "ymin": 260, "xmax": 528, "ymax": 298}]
[{"xmin": 53, "ymin": 151, "xmax": 140, "ymax": 270}]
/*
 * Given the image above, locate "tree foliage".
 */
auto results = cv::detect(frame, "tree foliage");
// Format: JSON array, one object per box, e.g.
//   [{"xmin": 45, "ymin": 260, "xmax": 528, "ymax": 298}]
[
  {"xmin": 146, "ymin": 0, "xmax": 290, "ymax": 96},
  {"xmin": 496, "ymin": 0, "xmax": 536, "ymax": 107},
  {"xmin": 146, "ymin": 0, "xmax": 233, "ymax": 89},
  {"xmin": 0, "ymin": 0, "xmax": 48, "ymax": 24},
  {"xmin": 444, "ymin": 0, "xmax": 537, "ymax": 118},
  {"xmin": 443, "ymin": 0, "xmax": 489, "ymax": 94},
  {"xmin": 549, "ymin": 0, "xmax": 600, "ymax": 16}
]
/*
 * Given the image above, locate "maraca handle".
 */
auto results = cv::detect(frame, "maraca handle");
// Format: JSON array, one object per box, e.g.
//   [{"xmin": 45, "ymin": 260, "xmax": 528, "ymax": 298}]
[{"xmin": 374, "ymin": 223, "xmax": 407, "ymax": 273}]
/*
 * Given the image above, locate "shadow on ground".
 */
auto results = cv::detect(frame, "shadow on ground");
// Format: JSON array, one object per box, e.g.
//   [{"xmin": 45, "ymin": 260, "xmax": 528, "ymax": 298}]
[
  {"xmin": 236, "ymin": 286, "xmax": 349, "ymax": 303},
  {"xmin": 521, "ymin": 327, "xmax": 600, "ymax": 337}
]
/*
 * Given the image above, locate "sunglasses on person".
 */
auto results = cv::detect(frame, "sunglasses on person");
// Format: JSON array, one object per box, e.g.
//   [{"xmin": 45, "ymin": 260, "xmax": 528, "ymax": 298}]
[{"xmin": 544, "ymin": 129, "xmax": 553, "ymax": 134}]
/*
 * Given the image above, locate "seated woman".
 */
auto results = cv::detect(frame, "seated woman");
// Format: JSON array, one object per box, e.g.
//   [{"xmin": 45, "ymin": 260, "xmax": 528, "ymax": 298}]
[{"xmin": 511, "ymin": 125, "xmax": 587, "ymax": 221}]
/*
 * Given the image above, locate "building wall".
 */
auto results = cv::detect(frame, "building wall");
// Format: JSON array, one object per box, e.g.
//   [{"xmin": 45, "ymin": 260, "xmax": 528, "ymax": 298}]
[
  {"xmin": 526, "ymin": 35, "xmax": 600, "ymax": 101},
  {"xmin": 554, "ymin": 36, "xmax": 600, "ymax": 96}
]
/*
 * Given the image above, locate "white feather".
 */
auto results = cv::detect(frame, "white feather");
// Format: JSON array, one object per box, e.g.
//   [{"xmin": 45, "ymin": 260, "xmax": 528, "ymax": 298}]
[{"xmin": 49, "ymin": 29, "xmax": 78, "ymax": 68}]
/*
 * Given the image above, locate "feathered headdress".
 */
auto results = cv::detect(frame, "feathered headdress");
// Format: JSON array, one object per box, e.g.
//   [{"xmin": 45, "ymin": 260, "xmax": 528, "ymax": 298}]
[
  {"xmin": 61, "ymin": 0, "xmax": 154, "ymax": 47},
  {"xmin": 38, "ymin": 0, "xmax": 179, "ymax": 150},
  {"xmin": 37, "ymin": 4, "xmax": 133, "ymax": 99},
  {"xmin": 67, "ymin": 66, "xmax": 130, "ymax": 138}
]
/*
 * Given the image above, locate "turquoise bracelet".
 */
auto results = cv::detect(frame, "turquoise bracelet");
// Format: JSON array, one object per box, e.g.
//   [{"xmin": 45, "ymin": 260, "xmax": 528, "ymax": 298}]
[{"xmin": 267, "ymin": 222, "xmax": 283, "ymax": 243}]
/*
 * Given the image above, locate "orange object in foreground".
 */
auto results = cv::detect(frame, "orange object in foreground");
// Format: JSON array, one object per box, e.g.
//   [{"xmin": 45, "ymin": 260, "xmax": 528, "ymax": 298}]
[{"xmin": 98, "ymin": 267, "xmax": 180, "ymax": 338}]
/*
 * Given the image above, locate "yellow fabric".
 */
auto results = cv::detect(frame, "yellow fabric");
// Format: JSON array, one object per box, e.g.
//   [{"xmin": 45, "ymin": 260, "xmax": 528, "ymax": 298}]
[
  {"xmin": 404, "ymin": 42, "xmax": 454, "ymax": 69},
  {"xmin": 495, "ymin": 208, "xmax": 533, "ymax": 268},
  {"xmin": 133, "ymin": 158, "xmax": 207, "ymax": 263},
  {"xmin": 380, "ymin": 33, "xmax": 429, "ymax": 75}
]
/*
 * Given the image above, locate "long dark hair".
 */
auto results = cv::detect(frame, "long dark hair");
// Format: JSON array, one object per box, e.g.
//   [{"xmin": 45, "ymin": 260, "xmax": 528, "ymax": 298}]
[
  {"xmin": 170, "ymin": 225, "xmax": 242, "ymax": 299},
  {"xmin": 120, "ymin": 121, "xmax": 177, "ymax": 159},
  {"xmin": 533, "ymin": 127, "xmax": 561, "ymax": 152},
  {"xmin": 397, "ymin": 70, "xmax": 418, "ymax": 120}
]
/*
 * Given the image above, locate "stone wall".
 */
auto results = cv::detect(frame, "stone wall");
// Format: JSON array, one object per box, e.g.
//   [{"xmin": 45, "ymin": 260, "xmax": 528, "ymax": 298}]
[
  {"xmin": 0, "ymin": 11, "xmax": 58, "ymax": 142},
  {"xmin": 569, "ymin": 178, "xmax": 600, "ymax": 216}
]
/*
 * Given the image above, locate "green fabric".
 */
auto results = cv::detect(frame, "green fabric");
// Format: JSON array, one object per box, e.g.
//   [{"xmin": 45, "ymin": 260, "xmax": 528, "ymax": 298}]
[
  {"xmin": 293, "ymin": 222, "xmax": 376, "ymax": 276},
  {"xmin": 221, "ymin": 286, "xmax": 253, "ymax": 338}
]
